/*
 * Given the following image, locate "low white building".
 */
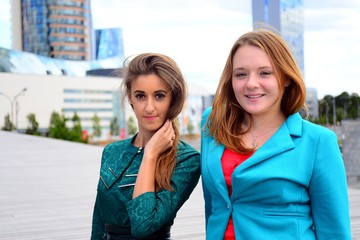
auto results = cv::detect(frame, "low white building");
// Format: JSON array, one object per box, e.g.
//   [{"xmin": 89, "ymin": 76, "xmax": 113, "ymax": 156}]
[{"xmin": 0, "ymin": 73, "xmax": 124, "ymax": 140}]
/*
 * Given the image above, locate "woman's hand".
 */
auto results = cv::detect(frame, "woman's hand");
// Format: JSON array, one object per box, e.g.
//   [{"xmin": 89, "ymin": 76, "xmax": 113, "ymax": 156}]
[{"xmin": 145, "ymin": 120, "xmax": 175, "ymax": 160}]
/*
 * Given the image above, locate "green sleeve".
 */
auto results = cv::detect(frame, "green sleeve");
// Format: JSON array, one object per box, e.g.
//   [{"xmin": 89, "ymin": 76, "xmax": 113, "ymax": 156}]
[{"xmin": 91, "ymin": 193, "xmax": 105, "ymax": 240}]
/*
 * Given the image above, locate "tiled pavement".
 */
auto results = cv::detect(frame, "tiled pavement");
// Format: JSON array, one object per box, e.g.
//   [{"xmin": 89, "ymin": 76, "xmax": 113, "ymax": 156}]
[{"xmin": 0, "ymin": 131, "xmax": 359, "ymax": 239}]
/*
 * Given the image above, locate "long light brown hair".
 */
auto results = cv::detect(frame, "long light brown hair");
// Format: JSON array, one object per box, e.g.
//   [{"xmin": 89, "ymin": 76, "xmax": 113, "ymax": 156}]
[
  {"xmin": 207, "ymin": 29, "xmax": 307, "ymax": 153},
  {"xmin": 121, "ymin": 53, "xmax": 187, "ymax": 191}
]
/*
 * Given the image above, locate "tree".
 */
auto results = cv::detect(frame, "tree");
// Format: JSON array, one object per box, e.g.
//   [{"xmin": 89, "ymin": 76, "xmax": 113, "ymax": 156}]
[
  {"xmin": 92, "ymin": 113, "xmax": 102, "ymax": 140},
  {"xmin": 127, "ymin": 116, "xmax": 137, "ymax": 136},
  {"xmin": 318, "ymin": 91, "xmax": 360, "ymax": 125},
  {"xmin": 48, "ymin": 111, "xmax": 68, "ymax": 139},
  {"xmin": 1, "ymin": 113, "xmax": 15, "ymax": 131},
  {"xmin": 347, "ymin": 93, "xmax": 360, "ymax": 119},
  {"xmin": 110, "ymin": 116, "xmax": 120, "ymax": 137},
  {"xmin": 187, "ymin": 120, "xmax": 194, "ymax": 136},
  {"xmin": 68, "ymin": 112, "xmax": 84, "ymax": 143},
  {"xmin": 26, "ymin": 113, "xmax": 40, "ymax": 135}
]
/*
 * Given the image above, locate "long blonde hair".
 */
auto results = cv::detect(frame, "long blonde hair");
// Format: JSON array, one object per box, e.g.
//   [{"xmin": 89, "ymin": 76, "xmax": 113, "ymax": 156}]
[
  {"xmin": 121, "ymin": 53, "xmax": 187, "ymax": 191},
  {"xmin": 207, "ymin": 29, "xmax": 306, "ymax": 153}
]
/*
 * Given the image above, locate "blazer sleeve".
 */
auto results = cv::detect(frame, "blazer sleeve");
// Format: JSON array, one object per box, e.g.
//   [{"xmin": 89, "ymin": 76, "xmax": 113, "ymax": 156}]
[
  {"xmin": 200, "ymin": 107, "xmax": 213, "ymax": 227},
  {"xmin": 125, "ymin": 145, "xmax": 200, "ymax": 238},
  {"xmin": 309, "ymin": 129, "xmax": 352, "ymax": 239}
]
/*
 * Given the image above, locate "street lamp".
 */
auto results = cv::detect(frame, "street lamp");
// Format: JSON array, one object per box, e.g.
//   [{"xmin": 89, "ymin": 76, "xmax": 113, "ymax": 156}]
[
  {"xmin": 14, "ymin": 88, "xmax": 28, "ymax": 131},
  {"xmin": 322, "ymin": 100, "xmax": 329, "ymax": 125},
  {"xmin": 0, "ymin": 88, "xmax": 27, "ymax": 131},
  {"xmin": 0, "ymin": 92, "xmax": 13, "ymax": 124}
]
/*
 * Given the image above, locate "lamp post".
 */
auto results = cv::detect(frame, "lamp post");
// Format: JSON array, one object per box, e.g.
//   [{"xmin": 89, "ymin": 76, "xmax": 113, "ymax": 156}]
[
  {"xmin": 0, "ymin": 92, "xmax": 13, "ymax": 124},
  {"xmin": 0, "ymin": 88, "xmax": 27, "ymax": 131},
  {"xmin": 14, "ymin": 88, "xmax": 28, "ymax": 131},
  {"xmin": 324, "ymin": 100, "xmax": 329, "ymax": 125}
]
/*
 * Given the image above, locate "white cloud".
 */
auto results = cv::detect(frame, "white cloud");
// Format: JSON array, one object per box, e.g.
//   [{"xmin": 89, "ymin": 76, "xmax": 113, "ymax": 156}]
[
  {"xmin": 0, "ymin": 20, "xmax": 11, "ymax": 48},
  {"xmin": 0, "ymin": 0, "xmax": 11, "ymax": 48},
  {"xmin": 304, "ymin": 0, "xmax": 360, "ymax": 98}
]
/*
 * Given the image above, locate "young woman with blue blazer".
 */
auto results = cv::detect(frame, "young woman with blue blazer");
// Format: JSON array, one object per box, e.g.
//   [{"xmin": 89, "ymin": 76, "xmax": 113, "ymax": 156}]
[{"xmin": 200, "ymin": 29, "xmax": 351, "ymax": 239}]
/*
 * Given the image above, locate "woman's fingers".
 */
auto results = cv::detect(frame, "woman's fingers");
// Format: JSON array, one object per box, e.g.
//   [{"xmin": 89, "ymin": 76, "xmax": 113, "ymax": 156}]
[
  {"xmin": 162, "ymin": 120, "xmax": 175, "ymax": 146},
  {"xmin": 146, "ymin": 120, "xmax": 175, "ymax": 155},
  {"xmin": 161, "ymin": 120, "xmax": 174, "ymax": 140}
]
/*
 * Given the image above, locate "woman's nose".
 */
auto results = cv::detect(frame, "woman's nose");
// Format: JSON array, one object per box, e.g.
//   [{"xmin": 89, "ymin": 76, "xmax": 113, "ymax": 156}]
[
  {"xmin": 246, "ymin": 74, "xmax": 259, "ymax": 88},
  {"xmin": 145, "ymin": 98, "xmax": 155, "ymax": 112}
]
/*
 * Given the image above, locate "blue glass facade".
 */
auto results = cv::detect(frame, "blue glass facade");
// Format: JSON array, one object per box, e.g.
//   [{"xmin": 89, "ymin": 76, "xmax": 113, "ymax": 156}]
[
  {"xmin": 22, "ymin": 0, "xmax": 50, "ymax": 56},
  {"xmin": 280, "ymin": 0, "xmax": 304, "ymax": 77},
  {"xmin": 95, "ymin": 28, "xmax": 124, "ymax": 60},
  {"xmin": 252, "ymin": 0, "xmax": 304, "ymax": 77},
  {"xmin": 21, "ymin": 0, "xmax": 92, "ymax": 60}
]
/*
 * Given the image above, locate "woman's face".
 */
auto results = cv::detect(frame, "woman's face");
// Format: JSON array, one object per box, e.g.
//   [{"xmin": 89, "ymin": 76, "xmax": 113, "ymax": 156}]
[
  {"xmin": 231, "ymin": 45, "xmax": 283, "ymax": 118},
  {"xmin": 129, "ymin": 74, "xmax": 173, "ymax": 133}
]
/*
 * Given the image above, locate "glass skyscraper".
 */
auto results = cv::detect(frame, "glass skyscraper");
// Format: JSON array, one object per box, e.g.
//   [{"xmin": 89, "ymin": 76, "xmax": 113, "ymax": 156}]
[
  {"xmin": 252, "ymin": 0, "xmax": 304, "ymax": 77},
  {"xmin": 95, "ymin": 28, "xmax": 124, "ymax": 60},
  {"xmin": 21, "ymin": 0, "xmax": 92, "ymax": 60}
]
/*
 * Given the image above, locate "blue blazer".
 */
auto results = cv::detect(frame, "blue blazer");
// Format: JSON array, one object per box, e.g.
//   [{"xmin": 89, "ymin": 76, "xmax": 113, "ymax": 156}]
[{"xmin": 201, "ymin": 107, "xmax": 351, "ymax": 239}]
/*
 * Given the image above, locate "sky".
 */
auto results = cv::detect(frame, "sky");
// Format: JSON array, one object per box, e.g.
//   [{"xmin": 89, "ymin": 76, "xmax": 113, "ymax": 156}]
[{"xmin": 0, "ymin": 0, "xmax": 359, "ymax": 99}]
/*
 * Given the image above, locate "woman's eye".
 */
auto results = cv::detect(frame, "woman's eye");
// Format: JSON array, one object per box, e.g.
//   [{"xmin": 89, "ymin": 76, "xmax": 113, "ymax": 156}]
[
  {"xmin": 234, "ymin": 72, "xmax": 247, "ymax": 78},
  {"xmin": 155, "ymin": 93, "xmax": 166, "ymax": 99},
  {"xmin": 260, "ymin": 71, "xmax": 272, "ymax": 76},
  {"xmin": 135, "ymin": 94, "xmax": 145, "ymax": 99}
]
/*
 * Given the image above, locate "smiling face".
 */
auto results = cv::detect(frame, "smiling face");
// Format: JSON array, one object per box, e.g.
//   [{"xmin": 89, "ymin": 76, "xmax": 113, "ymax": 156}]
[
  {"xmin": 129, "ymin": 74, "xmax": 173, "ymax": 134},
  {"xmin": 231, "ymin": 45, "xmax": 284, "ymax": 118}
]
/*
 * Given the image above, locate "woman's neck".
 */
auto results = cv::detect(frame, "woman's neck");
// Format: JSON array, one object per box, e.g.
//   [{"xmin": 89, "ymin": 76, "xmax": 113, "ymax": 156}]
[
  {"xmin": 245, "ymin": 111, "xmax": 286, "ymax": 133},
  {"xmin": 134, "ymin": 131, "xmax": 153, "ymax": 148}
]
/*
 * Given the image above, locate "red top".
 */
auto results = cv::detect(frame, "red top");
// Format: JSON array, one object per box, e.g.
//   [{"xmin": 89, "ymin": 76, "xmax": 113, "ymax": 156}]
[{"xmin": 221, "ymin": 148, "xmax": 254, "ymax": 239}]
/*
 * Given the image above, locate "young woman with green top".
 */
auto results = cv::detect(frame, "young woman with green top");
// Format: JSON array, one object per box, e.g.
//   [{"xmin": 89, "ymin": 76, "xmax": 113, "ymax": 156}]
[{"xmin": 91, "ymin": 53, "xmax": 201, "ymax": 240}]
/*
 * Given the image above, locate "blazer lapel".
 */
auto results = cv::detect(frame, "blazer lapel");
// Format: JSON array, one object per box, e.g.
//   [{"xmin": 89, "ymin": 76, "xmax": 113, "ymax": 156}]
[{"xmin": 238, "ymin": 113, "xmax": 302, "ymax": 171}]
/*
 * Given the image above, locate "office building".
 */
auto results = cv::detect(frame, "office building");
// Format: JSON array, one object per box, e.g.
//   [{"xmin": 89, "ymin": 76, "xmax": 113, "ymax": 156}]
[
  {"xmin": 15, "ymin": 0, "xmax": 93, "ymax": 60},
  {"xmin": 0, "ymin": 47, "xmax": 124, "ymax": 139},
  {"xmin": 95, "ymin": 28, "xmax": 124, "ymax": 60},
  {"xmin": 252, "ymin": 0, "xmax": 304, "ymax": 77}
]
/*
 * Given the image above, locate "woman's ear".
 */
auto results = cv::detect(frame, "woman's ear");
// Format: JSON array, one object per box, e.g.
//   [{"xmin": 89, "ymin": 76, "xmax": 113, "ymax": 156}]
[
  {"xmin": 284, "ymin": 78, "xmax": 291, "ymax": 87},
  {"xmin": 128, "ymin": 93, "xmax": 133, "ymax": 109}
]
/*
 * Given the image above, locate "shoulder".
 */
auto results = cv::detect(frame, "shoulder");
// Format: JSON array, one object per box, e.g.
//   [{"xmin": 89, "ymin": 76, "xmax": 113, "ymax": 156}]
[
  {"xmin": 202, "ymin": 107, "xmax": 212, "ymax": 119},
  {"xmin": 176, "ymin": 140, "xmax": 200, "ymax": 163},
  {"xmin": 101, "ymin": 138, "xmax": 133, "ymax": 164},
  {"xmin": 103, "ymin": 138, "xmax": 132, "ymax": 152},
  {"xmin": 287, "ymin": 112, "xmax": 337, "ymax": 139},
  {"xmin": 201, "ymin": 107, "xmax": 212, "ymax": 128},
  {"xmin": 177, "ymin": 140, "xmax": 199, "ymax": 156},
  {"xmin": 303, "ymin": 121, "xmax": 339, "ymax": 148},
  {"xmin": 302, "ymin": 117, "xmax": 337, "ymax": 138}
]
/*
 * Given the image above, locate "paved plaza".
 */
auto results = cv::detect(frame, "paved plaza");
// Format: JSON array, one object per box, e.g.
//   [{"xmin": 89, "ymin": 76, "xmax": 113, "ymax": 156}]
[{"xmin": 0, "ymin": 130, "xmax": 359, "ymax": 239}]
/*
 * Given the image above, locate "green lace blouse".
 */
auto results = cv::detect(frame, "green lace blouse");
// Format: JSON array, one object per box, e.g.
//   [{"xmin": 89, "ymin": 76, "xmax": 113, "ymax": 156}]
[{"xmin": 91, "ymin": 137, "xmax": 200, "ymax": 239}]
